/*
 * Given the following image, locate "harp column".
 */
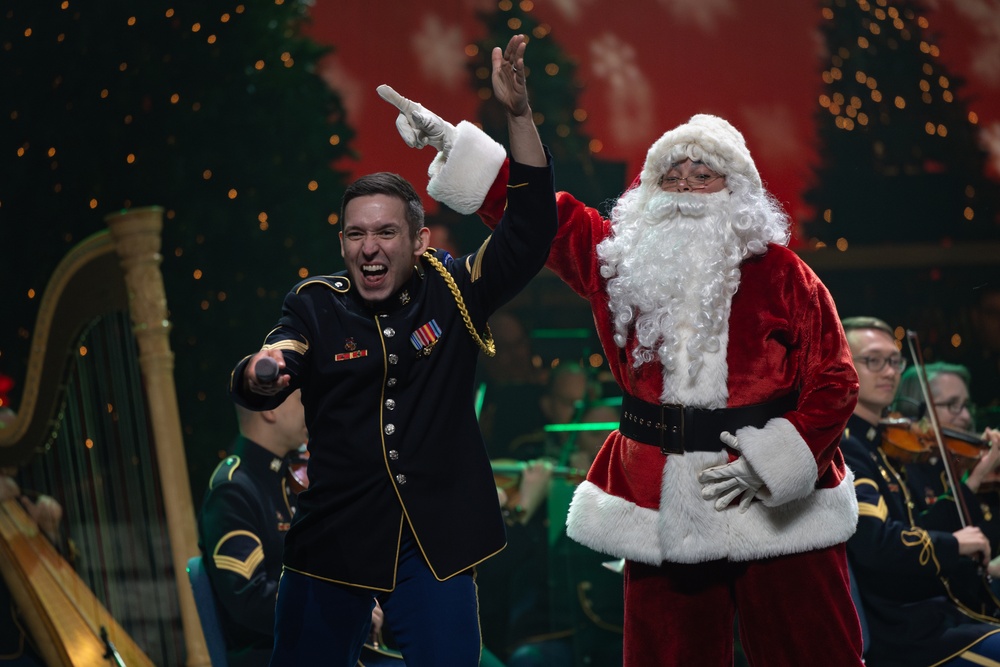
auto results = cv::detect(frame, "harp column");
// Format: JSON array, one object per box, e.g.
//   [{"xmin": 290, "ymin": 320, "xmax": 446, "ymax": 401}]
[{"xmin": 105, "ymin": 206, "xmax": 210, "ymax": 667}]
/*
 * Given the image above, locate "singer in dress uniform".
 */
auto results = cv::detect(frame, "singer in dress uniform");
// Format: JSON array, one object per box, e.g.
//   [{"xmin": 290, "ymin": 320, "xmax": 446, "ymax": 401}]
[{"xmin": 230, "ymin": 34, "xmax": 556, "ymax": 667}]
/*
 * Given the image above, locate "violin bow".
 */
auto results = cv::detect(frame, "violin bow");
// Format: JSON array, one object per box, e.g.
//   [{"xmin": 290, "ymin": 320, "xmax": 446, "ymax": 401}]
[{"xmin": 905, "ymin": 330, "xmax": 973, "ymax": 528}]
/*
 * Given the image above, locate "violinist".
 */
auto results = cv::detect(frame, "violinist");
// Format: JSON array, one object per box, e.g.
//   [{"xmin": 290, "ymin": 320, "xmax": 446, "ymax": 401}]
[
  {"xmin": 839, "ymin": 317, "xmax": 1000, "ymax": 667},
  {"xmin": 893, "ymin": 362, "xmax": 1000, "ymax": 528}
]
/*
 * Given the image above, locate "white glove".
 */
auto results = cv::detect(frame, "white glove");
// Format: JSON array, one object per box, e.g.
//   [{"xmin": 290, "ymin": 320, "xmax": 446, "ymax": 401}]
[
  {"xmin": 377, "ymin": 84, "xmax": 456, "ymax": 156},
  {"xmin": 697, "ymin": 431, "xmax": 765, "ymax": 513}
]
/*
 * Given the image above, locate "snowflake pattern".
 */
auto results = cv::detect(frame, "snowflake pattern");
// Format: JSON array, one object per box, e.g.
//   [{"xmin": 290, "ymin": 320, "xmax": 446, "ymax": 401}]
[
  {"xmin": 317, "ymin": 55, "xmax": 365, "ymax": 124},
  {"xmin": 657, "ymin": 0, "xmax": 736, "ymax": 33},
  {"xmin": 590, "ymin": 33, "xmax": 654, "ymax": 149},
  {"xmin": 950, "ymin": 0, "xmax": 1000, "ymax": 86},
  {"xmin": 549, "ymin": 0, "xmax": 597, "ymax": 22},
  {"xmin": 411, "ymin": 15, "xmax": 468, "ymax": 91},
  {"xmin": 739, "ymin": 104, "xmax": 804, "ymax": 167}
]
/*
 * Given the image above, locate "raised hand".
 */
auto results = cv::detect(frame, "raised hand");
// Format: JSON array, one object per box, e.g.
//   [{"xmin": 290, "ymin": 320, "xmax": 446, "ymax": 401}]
[
  {"xmin": 377, "ymin": 84, "xmax": 457, "ymax": 155},
  {"xmin": 491, "ymin": 34, "xmax": 529, "ymax": 118},
  {"xmin": 492, "ymin": 34, "xmax": 544, "ymax": 167}
]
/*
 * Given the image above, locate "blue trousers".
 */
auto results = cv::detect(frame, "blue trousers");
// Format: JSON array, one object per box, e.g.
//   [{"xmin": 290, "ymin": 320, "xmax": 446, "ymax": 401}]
[{"xmin": 270, "ymin": 530, "xmax": 482, "ymax": 667}]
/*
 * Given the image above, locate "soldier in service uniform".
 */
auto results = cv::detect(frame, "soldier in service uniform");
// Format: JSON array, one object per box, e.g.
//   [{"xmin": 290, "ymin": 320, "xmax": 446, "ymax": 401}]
[
  {"xmin": 840, "ymin": 316, "xmax": 1000, "ymax": 666},
  {"xmin": 199, "ymin": 392, "xmax": 402, "ymax": 667},
  {"xmin": 230, "ymin": 35, "xmax": 556, "ymax": 667},
  {"xmin": 197, "ymin": 392, "xmax": 306, "ymax": 667}
]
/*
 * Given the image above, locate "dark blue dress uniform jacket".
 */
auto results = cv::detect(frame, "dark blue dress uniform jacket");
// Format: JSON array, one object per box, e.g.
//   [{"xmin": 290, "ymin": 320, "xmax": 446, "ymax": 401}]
[
  {"xmin": 841, "ymin": 414, "xmax": 1000, "ymax": 666},
  {"xmin": 198, "ymin": 436, "xmax": 296, "ymax": 667},
  {"xmin": 230, "ymin": 157, "xmax": 557, "ymax": 591}
]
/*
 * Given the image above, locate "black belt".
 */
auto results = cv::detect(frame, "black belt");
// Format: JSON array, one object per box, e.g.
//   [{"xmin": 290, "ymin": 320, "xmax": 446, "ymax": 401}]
[{"xmin": 619, "ymin": 392, "xmax": 798, "ymax": 455}]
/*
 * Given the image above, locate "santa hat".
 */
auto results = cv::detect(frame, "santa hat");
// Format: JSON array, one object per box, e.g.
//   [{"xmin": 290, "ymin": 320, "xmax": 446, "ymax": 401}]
[{"xmin": 638, "ymin": 114, "xmax": 762, "ymax": 193}]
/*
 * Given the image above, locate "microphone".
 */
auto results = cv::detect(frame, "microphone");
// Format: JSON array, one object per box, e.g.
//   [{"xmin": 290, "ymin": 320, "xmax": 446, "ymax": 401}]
[{"xmin": 255, "ymin": 357, "xmax": 279, "ymax": 384}]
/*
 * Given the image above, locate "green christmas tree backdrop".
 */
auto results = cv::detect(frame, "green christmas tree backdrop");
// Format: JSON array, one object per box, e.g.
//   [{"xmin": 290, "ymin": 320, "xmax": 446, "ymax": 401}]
[
  {"xmin": 457, "ymin": 0, "xmax": 624, "ymax": 374},
  {"xmin": 803, "ymin": 0, "xmax": 1000, "ymax": 416},
  {"xmin": 469, "ymin": 0, "xmax": 626, "ymax": 212},
  {"xmin": 804, "ymin": 0, "xmax": 1000, "ymax": 247},
  {"xmin": 0, "ymin": 0, "xmax": 354, "ymax": 487}
]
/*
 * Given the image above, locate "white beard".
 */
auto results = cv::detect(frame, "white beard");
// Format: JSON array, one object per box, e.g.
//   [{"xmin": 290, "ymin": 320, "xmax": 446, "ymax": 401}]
[{"xmin": 597, "ymin": 188, "xmax": 745, "ymax": 406}]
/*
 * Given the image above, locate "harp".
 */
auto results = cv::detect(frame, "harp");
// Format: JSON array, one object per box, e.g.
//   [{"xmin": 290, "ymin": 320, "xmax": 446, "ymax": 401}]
[{"xmin": 0, "ymin": 208, "xmax": 210, "ymax": 666}]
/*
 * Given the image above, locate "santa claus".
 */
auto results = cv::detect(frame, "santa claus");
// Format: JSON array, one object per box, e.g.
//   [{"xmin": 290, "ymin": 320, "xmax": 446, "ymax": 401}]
[{"xmin": 381, "ymin": 86, "xmax": 865, "ymax": 666}]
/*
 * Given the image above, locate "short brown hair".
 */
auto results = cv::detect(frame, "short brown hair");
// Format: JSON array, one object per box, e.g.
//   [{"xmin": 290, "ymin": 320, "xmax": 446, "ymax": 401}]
[
  {"xmin": 841, "ymin": 316, "xmax": 894, "ymax": 337},
  {"xmin": 340, "ymin": 172, "xmax": 425, "ymax": 238}
]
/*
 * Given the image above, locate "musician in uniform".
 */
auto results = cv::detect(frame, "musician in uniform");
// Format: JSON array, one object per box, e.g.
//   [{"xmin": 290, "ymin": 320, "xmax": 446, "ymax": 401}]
[
  {"xmin": 198, "ymin": 392, "xmax": 308, "ymax": 667},
  {"xmin": 200, "ymin": 391, "xmax": 404, "ymax": 667},
  {"xmin": 840, "ymin": 316, "xmax": 1000, "ymax": 666},
  {"xmin": 230, "ymin": 36, "xmax": 556, "ymax": 666},
  {"xmin": 894, "ymin": 362, "xmax": 1000, "ymax": 496}
]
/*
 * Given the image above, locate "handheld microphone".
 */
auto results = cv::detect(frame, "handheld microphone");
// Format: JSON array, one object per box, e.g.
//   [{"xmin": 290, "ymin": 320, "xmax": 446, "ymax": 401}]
[{"xmin": 255, "ymin": 357, "xmax": 279, "ymax": 384}]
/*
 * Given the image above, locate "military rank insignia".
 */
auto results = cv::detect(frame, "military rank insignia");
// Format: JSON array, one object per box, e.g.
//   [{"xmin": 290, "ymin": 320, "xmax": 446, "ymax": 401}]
[{"xmin": 411, "ymin": 320, "xmax": 441, "ymax": 357}]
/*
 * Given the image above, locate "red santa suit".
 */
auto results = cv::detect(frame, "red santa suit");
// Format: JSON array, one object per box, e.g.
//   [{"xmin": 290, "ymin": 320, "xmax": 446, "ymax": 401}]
[{"xmin": 423, "ymin": 115, "xmax": 864, "ymax": 666}]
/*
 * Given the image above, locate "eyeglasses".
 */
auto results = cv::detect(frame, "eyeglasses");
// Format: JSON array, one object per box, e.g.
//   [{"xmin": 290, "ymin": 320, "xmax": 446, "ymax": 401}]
[
  {"xmin": 853, "ymin": 355, "xmax": 907, "ymax": 373},
  {"xmin": 937, "ymin": 398, "xmax": 972, "ymax": 415},
  {"xmin": 660, "ymin": 173, "xmax": 724, "ymax": 190}
]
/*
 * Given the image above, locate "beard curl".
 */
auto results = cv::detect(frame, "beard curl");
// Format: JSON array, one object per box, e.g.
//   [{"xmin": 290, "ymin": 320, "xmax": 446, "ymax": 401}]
[
  {"xmin": 723, "ymin": 171, "xmax": 791, "ymax": 254},
  {"xmin": 598, "ymin": 186, "xmax": 767, "ymax": 378}
]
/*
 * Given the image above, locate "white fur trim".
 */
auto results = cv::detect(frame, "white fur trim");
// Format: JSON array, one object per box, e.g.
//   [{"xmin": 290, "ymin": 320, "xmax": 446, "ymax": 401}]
[
  {"xmin": 657, "ymin": 450, "xmax": 730, "ymax": 562},
  {"xmin": 640, "ymin": 114, "xmax": 761, "ymax": 192},
  {"xmin": 567, "ymin": 480, "xmax": 663, "ymax": 565},
  {"xmin": 567, "ymin": 453, "xmax": 858, "ymax": 565},
  {"xmin": 426, "ymin": 121, "xmax": 506, "ymax": 214},
  {"xmin": 735, "ymin": 417, "xmax": 818, "ymax": 506}
]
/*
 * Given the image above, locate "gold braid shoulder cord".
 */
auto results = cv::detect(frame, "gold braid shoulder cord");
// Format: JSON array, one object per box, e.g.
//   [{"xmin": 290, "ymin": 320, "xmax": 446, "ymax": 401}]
[{"xmin": 423, "ymin": 251, "xmax": 495, "ymax": 357}]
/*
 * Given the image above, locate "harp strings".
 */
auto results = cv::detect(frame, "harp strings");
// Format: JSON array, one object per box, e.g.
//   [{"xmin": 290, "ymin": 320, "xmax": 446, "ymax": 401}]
[{"xmin": 19, "ymin": 311, "xmax": 184, "ymax": 666}]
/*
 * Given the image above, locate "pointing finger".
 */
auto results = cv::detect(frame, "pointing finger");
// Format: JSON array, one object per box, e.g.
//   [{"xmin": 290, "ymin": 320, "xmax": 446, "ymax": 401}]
[{"xmin": 376, "ymin": 84, "xmax": 413, "ymax": 114}]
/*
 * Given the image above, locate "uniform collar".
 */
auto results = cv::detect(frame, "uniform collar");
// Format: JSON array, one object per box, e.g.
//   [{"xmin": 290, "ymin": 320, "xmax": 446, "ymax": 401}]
[
  {"xmin": 352, "ymin": 265, "xmax": 423, "ymax": 316},
  {"xmin": 234, "ymin": 436, "xmax": 289, "ymax": 477},
  {"xmin": 846, "ymin": 413, "xmax": 882, "ymax": 450}
]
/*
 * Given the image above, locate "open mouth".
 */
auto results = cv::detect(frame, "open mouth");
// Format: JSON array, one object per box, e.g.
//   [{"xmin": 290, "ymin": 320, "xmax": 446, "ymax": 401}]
[{"xmin": 361, "ymin": 263, "xmax": 388, "ymax": 285}]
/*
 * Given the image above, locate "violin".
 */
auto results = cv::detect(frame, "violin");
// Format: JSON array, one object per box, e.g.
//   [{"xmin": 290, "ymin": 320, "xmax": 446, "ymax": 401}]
[
  {"xmin": 287, "ymin": 447, "xmax": 310, "ymax": 494},
  {"xmin": 879, "ymin": 413, "xmax": 987, "ymax": 468}
]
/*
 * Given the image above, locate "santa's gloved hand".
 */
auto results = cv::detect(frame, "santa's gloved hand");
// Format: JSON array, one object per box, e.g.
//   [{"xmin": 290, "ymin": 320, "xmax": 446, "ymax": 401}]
[
  {"xmin": 377, "ymin": 84, "xmax": 456, "ymax": 156},
  {"xmin": 697, "ymin": 431, "xmax": 765, "ymax": 513}
]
